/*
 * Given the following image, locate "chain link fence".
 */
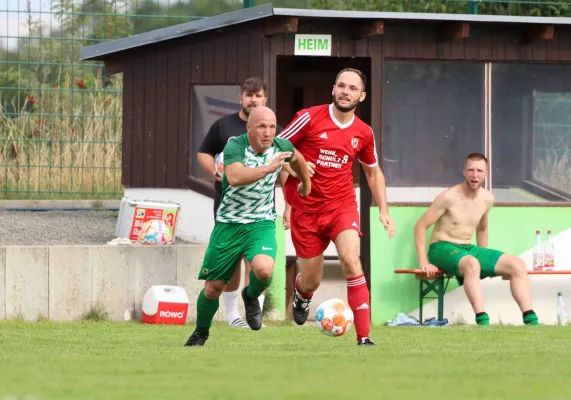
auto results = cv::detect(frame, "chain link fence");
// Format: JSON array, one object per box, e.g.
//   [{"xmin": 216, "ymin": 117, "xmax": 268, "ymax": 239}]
[{"xmin": 1, "ymin": 0, "xmax": 570, "ymax": 199}]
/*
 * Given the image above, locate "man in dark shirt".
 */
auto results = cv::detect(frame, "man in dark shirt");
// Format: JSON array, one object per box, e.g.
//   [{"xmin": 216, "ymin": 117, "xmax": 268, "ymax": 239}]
[{"xmin": 197, "ymin": 77, "xmax": 282, "ymax": 327}]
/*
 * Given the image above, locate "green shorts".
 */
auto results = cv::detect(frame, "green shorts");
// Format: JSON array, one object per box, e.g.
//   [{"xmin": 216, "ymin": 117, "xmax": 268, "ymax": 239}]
[
  {"xmin": 427, "ymin": 241, "xmax": 504, "ymax": 285},
  {"xmin": 199, "ymin": 220, "xmax": 277, "ymax": 283}
]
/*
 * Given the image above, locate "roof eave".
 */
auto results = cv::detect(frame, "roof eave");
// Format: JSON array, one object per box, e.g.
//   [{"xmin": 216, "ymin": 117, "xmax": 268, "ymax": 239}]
[
  {"xmin": 80, "ymin": 4, "xmax": 571, "ymax": 62},
  {"xmin": 79, "ymin": 3, "xmax": 275, "ymax": 61},
  {"xmin": 274, "ymin": 7, "xmax": 571, "ymax": 25}
]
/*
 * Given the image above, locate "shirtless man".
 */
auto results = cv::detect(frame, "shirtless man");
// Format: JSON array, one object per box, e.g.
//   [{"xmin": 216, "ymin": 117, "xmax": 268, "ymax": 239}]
[{"xmin": 413, "ymin": 153, "xmax": 539, "ymax": 326}]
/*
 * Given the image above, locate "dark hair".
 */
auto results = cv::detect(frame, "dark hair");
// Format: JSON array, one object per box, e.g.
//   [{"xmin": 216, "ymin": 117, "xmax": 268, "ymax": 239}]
[
  {"xmin": 241, "ymin": 77, "xmax": 267, "ymax": 95},
  {"xmin": 465, "ymin": 152, "xmax": 488, "ymax": 164},
  {"xmin": 335, "ymin": 68, "xmax": 367, "ymax": 90}
]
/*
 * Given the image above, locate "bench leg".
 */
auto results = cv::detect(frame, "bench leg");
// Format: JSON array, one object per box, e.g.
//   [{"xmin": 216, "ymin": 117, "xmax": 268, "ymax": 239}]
[
  {"xmin": 418, "ymin": 276, "xmax": 448, "ymax": 323},
  {"xmin": 419, "ymin": 280, "xmax": 424, "ymax": 323},
  {"xmin": 437, "ymin": 275, "xmax": 444, "ymax": 321}
]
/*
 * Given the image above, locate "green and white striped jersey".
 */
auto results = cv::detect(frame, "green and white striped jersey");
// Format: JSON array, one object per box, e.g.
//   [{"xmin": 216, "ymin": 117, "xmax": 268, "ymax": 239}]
[{"xmin": 216, "ymin": 134, "xmax": 294, "ymax": 224}]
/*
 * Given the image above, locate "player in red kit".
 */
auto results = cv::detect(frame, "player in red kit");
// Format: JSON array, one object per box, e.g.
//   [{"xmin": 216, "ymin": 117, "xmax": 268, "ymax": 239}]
[{"xmin": 278, "ymin": 68, "xmax": 395, "ymax": 346}]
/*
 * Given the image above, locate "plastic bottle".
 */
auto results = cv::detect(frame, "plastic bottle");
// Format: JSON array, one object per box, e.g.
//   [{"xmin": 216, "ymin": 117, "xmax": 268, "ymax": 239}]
[
  {"xmin": 532, "ymin": 230, "xmax": 543, "ymax": 272},
  {"xmin": 557, "ymin": 292, "xmax": 568, "ymax": 326},
  {"xmin": 544, "ymin": 230, "xmax": 555, "ymax": 271}
]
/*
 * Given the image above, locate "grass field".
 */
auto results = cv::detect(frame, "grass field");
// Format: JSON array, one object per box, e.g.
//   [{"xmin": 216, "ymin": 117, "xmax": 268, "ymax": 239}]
[{"xmin": 1, "ymin": 321, "xmax": 571, "ymax": 400}]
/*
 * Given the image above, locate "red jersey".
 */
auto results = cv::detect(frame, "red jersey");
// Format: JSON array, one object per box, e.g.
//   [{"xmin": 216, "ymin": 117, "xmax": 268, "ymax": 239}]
[{"xmin": 278, "ymin": 103, "xmax": 378, "ymax": 212}]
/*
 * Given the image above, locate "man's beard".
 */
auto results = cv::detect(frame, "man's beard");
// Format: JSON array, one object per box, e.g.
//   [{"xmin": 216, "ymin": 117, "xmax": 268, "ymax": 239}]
[
  {"xmin": 242, "ymin": 105, "xmax": 256, "ymax": 116},
  {"xmin": 332, "ymin": 96, "xmax": 358, "ymax": 113}
]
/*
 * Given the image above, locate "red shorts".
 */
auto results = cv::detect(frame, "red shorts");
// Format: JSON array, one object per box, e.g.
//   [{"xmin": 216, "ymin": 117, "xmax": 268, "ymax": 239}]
[{"xmin": 290, "ymin": 207, "xmax": 362, "ymax": 259}]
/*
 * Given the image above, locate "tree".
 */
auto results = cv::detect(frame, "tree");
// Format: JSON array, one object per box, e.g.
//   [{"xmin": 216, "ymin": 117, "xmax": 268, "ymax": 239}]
[{"xmin": 306, "ymin": 0, "xmax": 571, "ymax": 16}]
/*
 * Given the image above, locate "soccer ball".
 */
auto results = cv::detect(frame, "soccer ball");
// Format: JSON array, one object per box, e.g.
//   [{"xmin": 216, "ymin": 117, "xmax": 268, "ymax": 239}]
[
  {"xmin": 315, "ymin": 298, "xmax": 354, "ymax": 337},
  {"xmin": 214, "ymin": 152, "xmax": 224, "ymax": 177}
]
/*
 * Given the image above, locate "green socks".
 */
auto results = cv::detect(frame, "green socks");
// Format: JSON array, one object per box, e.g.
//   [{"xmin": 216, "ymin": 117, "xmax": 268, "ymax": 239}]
[
  {"xmin": 474, "ymin": 311, "xmax": 540, "ymax": 326},
  {"xmin": 196, "ymin": 270, "xmax": 273, "ymax": 333},
  {"xmin": 523, "ymin": 310, "xmax": 540, "ymax": 326},
  {"xmin": 196, "ymin": 289, "xmax": 219, "ymax": 333},
  {"xmin": 475, "ymin": 312, "xmax": 490, "ymax": 326},
  {"xmin": 246, "ymin": 270, "xmax": 272, "ymax": 299}
]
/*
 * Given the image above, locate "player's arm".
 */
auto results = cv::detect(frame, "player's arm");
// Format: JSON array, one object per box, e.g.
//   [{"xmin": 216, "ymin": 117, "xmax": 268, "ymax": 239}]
[
  {"xmin": 359, "ymin": 129, "xmax": 394, "ymax": 238},
  {"xmin": 288, "ymin": 146, "xmax": 311, "ymax": 196},
  {"xmin": 275, "ymin": 125, "xmax": 299, "ymax": 180},
  {"xmin": 476, "ymin": 195, "xmax": 494, "ymax": 248},
  {"xmin": 280, "ymin": 164, "xmax": 298, "ymax": 178},
  {"xmin": 277, "ymin": 160, "xmax": 305, "ymax": 230},
  {"xmin": 476, "ymin": 209, "xmax": 490, "ymax": 248},
  {"xmin": 413, "ymin": 192, "xmax": 452, "ymax": 271},
  {"xmin": 224, "ymin": 140, "xmax": 291, "ymax": 187},
  {"xmin": 225, "ymin": 162, "xmax": 276, "ymax": 187},
  {"xmin": 276, "ymin": 110, "xmax": 311, "ymax": 191},
  {"xmin": 362, "ymin": 164, "xmax": 389, "ymax": 216},
  {"xmin": 362, "ymin": 164, "xmax": 395, "ymax": 240},
  {"xmin": 197, "ymin": 120, "xmax": 222, "ymax": 182},
  {"xmin": 278, "ymin": 169, "xmax": 292, "ymax": 229}
]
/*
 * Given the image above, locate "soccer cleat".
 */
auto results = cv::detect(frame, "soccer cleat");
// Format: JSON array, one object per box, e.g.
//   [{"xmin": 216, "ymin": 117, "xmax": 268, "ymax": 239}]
[
  {"xmin": 357, "ymin": 337, "xmax": 376, "ymax": 346},
  {"xmin": 184, "ymin": 329, "xmax": 209, "ymax": 347},
  {"xmin": 292, "ymin": 291, "xmax": 311, "ymax": 325},
  {"xmin": 241, "ymin": 287, "xmax": 263, "ymax": 330},
  {"xmin": 229, "ymin": 317, "xmax": 249, "ymax": 328}
]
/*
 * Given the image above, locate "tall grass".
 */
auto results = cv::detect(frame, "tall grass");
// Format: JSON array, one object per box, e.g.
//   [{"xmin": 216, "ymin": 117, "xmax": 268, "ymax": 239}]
[{"xmin": 0, "ymin": 73, "xmax": 123, "ymax": 200}]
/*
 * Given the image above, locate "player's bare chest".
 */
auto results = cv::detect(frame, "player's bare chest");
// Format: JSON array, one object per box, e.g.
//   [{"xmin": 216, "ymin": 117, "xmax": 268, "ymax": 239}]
[{"xmin": 446, "ymin": 201, "xmax": 488, "ymax": 227}]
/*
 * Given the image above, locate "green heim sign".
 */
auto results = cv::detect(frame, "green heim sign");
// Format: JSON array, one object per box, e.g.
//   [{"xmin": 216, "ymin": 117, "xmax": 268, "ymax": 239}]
[{"xmin": 294, "ymin": 34, "xmax": 332, "ymax": 56}]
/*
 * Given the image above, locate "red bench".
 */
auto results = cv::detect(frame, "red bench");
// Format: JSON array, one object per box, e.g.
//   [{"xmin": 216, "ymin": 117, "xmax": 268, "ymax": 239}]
[{"xmin": 394, "ymin": 268, "xmax": 571, "ymax": 322}]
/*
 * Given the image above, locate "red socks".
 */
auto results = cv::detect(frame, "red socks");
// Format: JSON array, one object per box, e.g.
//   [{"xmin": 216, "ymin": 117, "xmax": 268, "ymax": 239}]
[
  {"xmin": 297, "ymin": 273, "xmax": 370, "ymax": 341},
  {"xmin": 347, "ymin": 274, "xmax": 370, "ymax": 341},
  {"xmin": 295, "ymin": 274, "xmax": 313, "ymax": 299}
]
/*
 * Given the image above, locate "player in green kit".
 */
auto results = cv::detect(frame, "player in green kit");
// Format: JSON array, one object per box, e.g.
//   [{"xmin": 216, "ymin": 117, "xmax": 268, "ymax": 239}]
[{"xmin": 185, "ymin": 106, "xmax": 312, "ymax": 346}]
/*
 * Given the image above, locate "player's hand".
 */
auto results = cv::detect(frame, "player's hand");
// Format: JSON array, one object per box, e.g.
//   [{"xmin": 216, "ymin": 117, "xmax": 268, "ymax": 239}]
[
  {"xmin": 297, "ymin": 181, "xmax": 311, "ymax": 197},
  {"xmin": 421, "ymin": 263, "xmax": 439, "ymax": 279},
  {"xmin": 283, "ymin": 204, "xmax": 291, "ymax": 230},
  {"xmin": 267, "ymin": 152, "xmax": 292, "ymax": 173},
  {"xmin": 379, "ymin": 210, "xmax": 395, "ymax": 239},
  {"xmin": 213, "ymin": 171, "xmax": 222, "ymax": 183},
  {"xmin": 306, "ymin": 161, "xmax": 316, "ymax": 177}
]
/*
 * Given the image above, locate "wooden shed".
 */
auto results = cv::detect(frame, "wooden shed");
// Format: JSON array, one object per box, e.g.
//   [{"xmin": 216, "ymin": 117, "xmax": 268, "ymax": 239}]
[{"xmin": 80, "ymin": 4, "xmax": 571, "ymax": 286}]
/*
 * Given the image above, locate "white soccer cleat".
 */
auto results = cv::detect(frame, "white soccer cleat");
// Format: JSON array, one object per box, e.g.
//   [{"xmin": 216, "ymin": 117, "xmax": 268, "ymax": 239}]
[{"xmin": 229, "ymin": 317, "xmax": 249, "ymax": 328}]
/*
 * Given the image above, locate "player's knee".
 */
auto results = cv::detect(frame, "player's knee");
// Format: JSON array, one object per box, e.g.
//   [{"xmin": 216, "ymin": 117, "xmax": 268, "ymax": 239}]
[
  {"xmin": 204, "ymin": 281, "xmax": 225, "ymax": 299},
  {"xmin": 251, "ymin": 255, "xmax": 274, "ymax": 281},
  {"xmin": 461, "ymin": 256, "xmax": 481, "ymax": 276},
  {"xmin": 505, "ymin": 256, "xmax": 526, "ymax": 278},
  {"xmin": 339, "ymin": 253, "xmax": 362, "ymax": 276},
  {"xmin": 302, "ymin": 278, "xmax": 321, "ymax": 293},
  {"xmin": 255, "ymin": 266, "xmax": 273, "ymax": 282}
]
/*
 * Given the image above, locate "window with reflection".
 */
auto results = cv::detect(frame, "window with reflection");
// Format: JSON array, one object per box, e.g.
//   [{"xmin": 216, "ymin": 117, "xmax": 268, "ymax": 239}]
[
  {"xmin": 492, "ymin": 63, "xmax": 571, "ymax": 202},
  {"xmin": 382, "ymin": 60, "xmax": 484, "ymax": 202},
  {"xmin": 190, "ymin": 85, "xmax": 241, "ymax": 181}
]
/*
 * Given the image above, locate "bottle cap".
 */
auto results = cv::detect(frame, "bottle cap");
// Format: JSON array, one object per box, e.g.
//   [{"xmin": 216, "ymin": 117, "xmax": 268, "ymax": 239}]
[{"xmin": 558, "ymin": 292, "xmax": 563, "ymax": 296}]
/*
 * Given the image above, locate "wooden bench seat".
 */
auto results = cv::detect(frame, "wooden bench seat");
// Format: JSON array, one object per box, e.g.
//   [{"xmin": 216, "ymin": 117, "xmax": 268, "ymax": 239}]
[{"xmin": 394, "ymin": 268, "xmax": 571, "ymax": 322}]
